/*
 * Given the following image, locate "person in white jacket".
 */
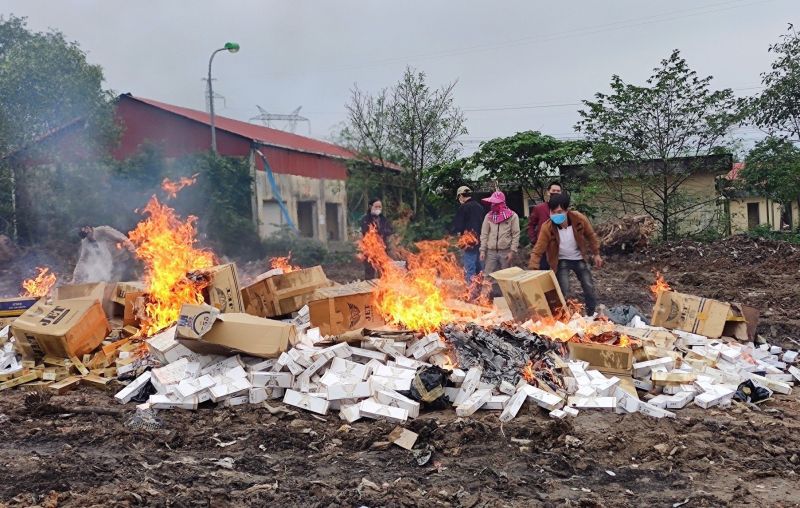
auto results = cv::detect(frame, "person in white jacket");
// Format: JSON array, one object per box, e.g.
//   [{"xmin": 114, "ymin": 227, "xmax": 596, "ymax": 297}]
[{"xmin": 72, "ymin": 225, "xmax": 136, "ymax": 284}]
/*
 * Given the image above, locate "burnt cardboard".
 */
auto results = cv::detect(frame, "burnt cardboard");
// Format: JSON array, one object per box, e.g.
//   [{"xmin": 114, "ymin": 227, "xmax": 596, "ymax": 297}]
[
  {"xmin": 308, "ymin": 280, "xmax": 385, "ymax": 336},
  {"xmin": 111, "ymin": 281, "xmax": 146, "ymax": 306},
  {"xmin": 0, "ymin": 297, "xmax": 39, "ymax": 318},
  {"xmin": 11, "ymin": 298, "xmax": 110, "ymax": 359},
  {"xmin": 651, "ymin": 290, "xmax": 730, "ymax": 339},
  {"xmin": 241, "ymin": 265, "xmax": 329, "ymax": 318},
  {"xmin": 176, "ymin": 303, "xmax": 293, "ymax": 359},
  {"xmin": 490, "ymin": 267, "xmax": 566, "ymax": 322},
  {"xmin": 567, "ymin": 342, "xmax": 634, "ymax": 376}
]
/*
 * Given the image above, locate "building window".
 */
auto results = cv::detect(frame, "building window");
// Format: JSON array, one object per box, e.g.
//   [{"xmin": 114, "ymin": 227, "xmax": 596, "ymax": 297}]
[
  {"xmin": 747, "ymin": 202, "xmax": 760, "ymax": 230},
  {"xmin": 325, "ymin": 203, "xmax": 341, "ymax": 241}
]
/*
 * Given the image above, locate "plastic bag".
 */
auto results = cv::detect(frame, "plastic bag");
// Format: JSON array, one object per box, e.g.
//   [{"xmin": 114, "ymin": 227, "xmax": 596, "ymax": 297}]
[
  {"xmin": 407, "ymin": 366, "xmax": 451, "ymax": 410},
  {"xmin": 734, "ymin": 380, "xmax": 771, "ymax": 404}
]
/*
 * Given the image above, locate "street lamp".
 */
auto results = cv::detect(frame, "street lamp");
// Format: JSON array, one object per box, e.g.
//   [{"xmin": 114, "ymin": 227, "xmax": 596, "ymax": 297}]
[{"xmin": 208, "ymin": 42, "xmax": 240, "ymax": 154}]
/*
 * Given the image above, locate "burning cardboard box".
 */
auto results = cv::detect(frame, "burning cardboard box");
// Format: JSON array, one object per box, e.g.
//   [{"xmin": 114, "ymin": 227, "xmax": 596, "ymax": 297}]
[
  {"xmin": 651, "ymin": 290, "xmax": 731, "ymax": 339},
  {"xmin": 176, "ymin": 303, "xmax": 293, "ymax": 358},
  {"xmin": 12, "ymin": 298, "xmax": 110, "ymax": 359},
  {"xmin": 490, "ymin": 267, "xmax": 566, "ymax": 322},
  {"xmin": 242, "ymin": 266, "xmax": 330, "ymax": 318},
  {"xmin": 308, "ymin": 280, "xmax": 385, "ymax": 336},
  {"xmin": 201, "ymin": 264, "xmax": 244, "ymax": 313}
]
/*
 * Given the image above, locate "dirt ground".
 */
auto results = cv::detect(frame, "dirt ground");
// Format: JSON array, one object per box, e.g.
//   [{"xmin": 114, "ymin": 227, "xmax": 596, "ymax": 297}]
[{"xmin": 1, "ymin": 235, "xmax": 799, "ymax": 507}]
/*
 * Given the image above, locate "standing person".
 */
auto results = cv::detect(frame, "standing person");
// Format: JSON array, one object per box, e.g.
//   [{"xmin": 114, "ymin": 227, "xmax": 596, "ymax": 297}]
[
  {"xmin": 450, "ymin": 186, "xmax": 486, "ymax": 283},
  {"xmin": 528, "ymin": 193, "xmax": 603, "ymax": 315},
  {"xmin": 73, "ymin": 225, "xmax": 136, "ymax": 284},
  {"xmin": 479, "ymin": 191, "xmax": 520, "ymax": 276},
  {"xmin": 527, "ymin": 181, "xmax": 562, "ymax": 270},
  {"xmin": 360, "ymin": 198, "xmax": 394, "ymax": 280}
]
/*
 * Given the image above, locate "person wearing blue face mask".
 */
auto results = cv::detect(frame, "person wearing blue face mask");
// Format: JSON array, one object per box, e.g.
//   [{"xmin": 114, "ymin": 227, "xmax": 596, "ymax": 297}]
[{"xmin": 528, "ymin": 193, "xmax": 603, "ymax": 315}]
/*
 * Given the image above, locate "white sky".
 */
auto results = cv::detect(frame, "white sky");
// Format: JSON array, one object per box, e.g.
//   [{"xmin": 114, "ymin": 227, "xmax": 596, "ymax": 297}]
[{"xmin": 4, "ymin": 0, "xmax": 798, "ymax": 153}]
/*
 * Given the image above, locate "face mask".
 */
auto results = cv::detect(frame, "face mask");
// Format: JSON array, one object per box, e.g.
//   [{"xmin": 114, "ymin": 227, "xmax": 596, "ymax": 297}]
[
  {"xmin": 551, "ymin": 213, "xmax": 567, "ymax": 225},
  {"xmin": 371, "ymin": 208, "xmax": 382, "ymax": 216}
]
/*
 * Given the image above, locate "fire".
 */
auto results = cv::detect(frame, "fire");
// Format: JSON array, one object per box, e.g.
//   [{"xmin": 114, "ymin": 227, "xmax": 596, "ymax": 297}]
[
  {"xmin": 270, "ymin": 253, "xmax": 300, "ymax": 273},
  {"xmin": 161, "ymin": 174, "xmax": 199, "ymax": 199},
  {"xmin": 650, "ymin": 271, "xmax": 672, "ymax": 300},
  {"xmin": 521, "ymin": 360, "xmax": 535, "ymax": 382},
  {"xmin": 128, "ymin": 196, "xmax": 215, "ymax": 336},
  {"xmin": 619, "ymin": 334, "xmax": 631, "ymax": 348},
  {"xmin": 456, "ymin": 230, "xmax": 479, "ymax": 250},
  {"xmin": 359, "ymin": 225, "xmax": 456, "ymax": 332},
  {"xmin": 21, "ymin": 267, "xmax": 57, "ymax": 298}
]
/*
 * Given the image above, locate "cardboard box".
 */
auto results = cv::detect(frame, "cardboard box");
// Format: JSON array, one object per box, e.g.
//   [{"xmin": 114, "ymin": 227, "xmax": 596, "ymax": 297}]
[
  {"xmin": 242, "ymin": 266, "xmax": 330, "ymax": 318},
  {"xmin": 308, "ymin": 280, "xmax": 385, "ymax": 336},
  {"xmin": 567, "ymin": 342, "xmax": 633, "ymax": 376},
  {"xmin": 613, "ymin": 325, "xmax": 677, "ymax": 349},
  {"xmin": 111, "ymin": 281, "xmax": 145, "ymax": 305},
  {"xmin": 723, "ymin": 303, "xmax": 760, "ymax": 341},
  {"xmin": 0, "ymin": 297, "xmax": 40, "ymax": 318},
  {"xmin": 176, "ymin": 304, "xmax": 293, "ymax": 359},
  {"xmin": 652, "ymin": 290, "xmax": 730, "ymax": 338},
  {"xmin": 54, "ymin": 282, "xmax": 116, "ymax": 318},
  {"xmin": 490, "ymin": 267, "xmax": 566, "ymax": 322},
  {"xmin": 202, "ymin": 264, "xmax": 244, "ymax": 313},
  {"xmin": 12, "ymin": 298, "xmax": 110, "ymax": 359}
]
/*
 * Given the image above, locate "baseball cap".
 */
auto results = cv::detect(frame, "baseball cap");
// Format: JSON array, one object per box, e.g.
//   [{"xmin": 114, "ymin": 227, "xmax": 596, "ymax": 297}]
[{"xmin": 456, "ymin": 185, "xmax": 471, "ymax": 197}]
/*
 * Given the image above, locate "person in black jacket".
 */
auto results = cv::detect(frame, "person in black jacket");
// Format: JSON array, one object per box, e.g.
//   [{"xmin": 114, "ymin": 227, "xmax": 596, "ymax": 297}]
[
  {"xmin": 360, "ymin": 197, "xmax": 394, "ymax": 279},
  {"xmin": 450, "ymin": 186, "xmax": 486, "ymax": 283}
]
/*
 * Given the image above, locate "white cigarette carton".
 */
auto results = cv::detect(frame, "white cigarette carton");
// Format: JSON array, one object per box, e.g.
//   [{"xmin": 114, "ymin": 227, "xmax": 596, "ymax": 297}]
[
  {"xmin": 249, "ymin": 371, "xmax": 293, "ymax": 388},
  {"xmin": 456, "ymin": 388, "xmax": 492, "ymax": 417},
  {"xmin": 373, "ymin": 364, "xmax": 416, "ymax": 380},
  {"xmin": 562, "ymin": 406, "xmax": 579, "ymax": 417},
  {"xmin": 647, "ymin": 394, "xmax": 672, "ymax": 409},
  {"xmin": 481, "ymin": 395, "xmax": 511, "ymax": 410},
  {"xmin": 665, "ymin": 391, "xmax": 695, "ymax": 409},
  {"xmin": 782, "ymin": 351, "xmax": 798, "ymax": 363},
  {"xmin": 499, "ymin": 389, "xmax": 528, "ymax": 422},
  {"xmin": 339, "ymin": 404, "xmax": 361, "ymax": 423},
  {"xmin": 114, "ymin": 371, "xmax": 152, "ymax": 404},
  {"xmin": 283, "ymin": 389, "xmax": 330, "ymax": 415},
  {"xmin": 454, "ymin": 367, "xmax": 482, "ymax": 405},
  {"xmin": 746, "ymin": 373, "xmax": 792, "ymax": 395},
  {"xmin": 349, "ymin": 347, "xmax": 388, "ymax": 362},
  {"xmin": 175, "ymin": 374, "xmax": 216, "ymax": 398},
  {"xmin": 549, "ymin": 409, "xmax": 567, "ymax": 419},
  {"xmin": 249, "ymin": 387, "xmax": 268, "ymax": 404},
  {"xmin": 330, "ymin": 357, "xmax": 368, "ymax": 381},
  {"xmin": 149, "ymin": 393, "xmax": 198, "ymax": 410},
  {"xmin": 369, "ymin": 375, "xmax": 412, "ymax": 393},
  {"xmin": 444, "ymin": 387, "xmax": 460, "ymax": 403},
  {"xmin": 593, "ymin": 376, "xmax": 620, "ymax": 397},
  {"xmin": 375, "ymin": 390, "xmax": 420, "ymax": 419},
  {"xmin": 220, "ymin": 395, "xmax": 249, "ymax": 407},
  {"xmin": 522, "ymin": 385, "xmax": 563, "ymax": 411},
  {"xmin": 499, "ymin": 380, "xmax": 516, "ymax": 395},
  {"xmin": 359, "ymin": 397, "xmax": 408, "ymax": 423},
  {"xmin": 638, "ymin": 400, "xmax": 675, "ymax": 418},
  {"xmin": 327, "ymin": 381, "xmax": 371, "ymax": 400},
  {"xmin": 567, "ymin": 396, "xmax": 616, "ymax": 409},
  {"xmin": 614, "ymin": 387, "xmax": 640, "ymax": 414},
  {"xmin": 633, "ymin": 357, "xmax": 675, "ymax": 378}
]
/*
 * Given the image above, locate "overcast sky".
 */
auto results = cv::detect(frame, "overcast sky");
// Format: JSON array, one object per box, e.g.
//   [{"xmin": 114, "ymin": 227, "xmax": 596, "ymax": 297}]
[{"xmin": 4, "ymin": 0, "xmax": 797, "ymax": 153}]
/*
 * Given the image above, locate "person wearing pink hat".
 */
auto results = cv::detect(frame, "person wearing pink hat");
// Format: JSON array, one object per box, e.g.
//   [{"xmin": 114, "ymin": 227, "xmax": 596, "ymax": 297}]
[{"xmin": 479, "ymin": 190, "xmax": 520, "ymax": 276}]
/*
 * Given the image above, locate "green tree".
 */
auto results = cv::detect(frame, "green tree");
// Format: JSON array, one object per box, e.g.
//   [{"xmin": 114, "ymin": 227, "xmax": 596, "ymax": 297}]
[
  {"xmin": 741, "ymin": 136, "xmax": 800, "ymax": 211},
  {"xmin": 576, "ymin": 49, "xmax": 736, "ymax": 241},
  {"xmin": 469, "ymin": 131, "xmax": 589, "ymax": 202},
  {"xmin": 744, "ymin": 24, "xmax": 800, "ymax": 142},
  {"xmin": 344, "ymin": 66, "xmax": 467, "ymax": 217}
]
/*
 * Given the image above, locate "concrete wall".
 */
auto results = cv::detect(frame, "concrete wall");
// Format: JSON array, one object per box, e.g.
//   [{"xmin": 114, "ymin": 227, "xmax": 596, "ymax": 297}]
[
  {"xmin": 729, "ymin": 197, "xmax": 793, "ymax": 233},
  {"xmin": 252, "ymin": 157, "xmax": 347, "ymax": 243}
]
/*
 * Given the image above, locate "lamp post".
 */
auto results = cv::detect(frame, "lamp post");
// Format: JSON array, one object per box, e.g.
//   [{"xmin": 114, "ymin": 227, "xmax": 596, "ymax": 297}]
[{"xmin": 208, "ymin": 42, "xmax": 240, "ymax": 154}]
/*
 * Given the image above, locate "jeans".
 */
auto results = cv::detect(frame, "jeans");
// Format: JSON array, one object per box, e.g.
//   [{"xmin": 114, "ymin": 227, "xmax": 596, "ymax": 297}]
[
  {"xmin": 556, "ymin": 259, "xmax": 597, "ymax": 315},
  {"xmin": 462, "ymin": 249, "xmax": 482, "ymax": 284}
]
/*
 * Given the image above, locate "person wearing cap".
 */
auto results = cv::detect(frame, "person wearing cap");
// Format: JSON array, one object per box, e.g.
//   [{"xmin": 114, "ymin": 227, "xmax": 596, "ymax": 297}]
[
  {"xmin": 479, "ymin": 190, "xmax": 520, "ymax": 276},
  {"xmin": 528, "ymin": 192, "xmax": 603, "ymax": 315},
  {"xmin": 450, "ymin": 185, "xmax": 486, "ymax": 283},
  {"xmin": 527, "ymin": 181, "xmax": 562, "ymax": 270}
]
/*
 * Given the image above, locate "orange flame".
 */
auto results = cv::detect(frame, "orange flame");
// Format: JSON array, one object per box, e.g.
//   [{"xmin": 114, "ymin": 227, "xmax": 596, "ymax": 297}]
[
  {"xmin": 269, "ymin": 253, "xmax": 300, "ymax": 273},
  {"xmin": 161, "ymin": 174, "xmax": 199, "ymax": 199},
  {"xmin": 619, "ymin": 334, "xmax": 631, "ymax": 348},
  {"xmin": 359, "ymin": 226, "xmax": 458, "ymax": 332},
  {"xmin": 21, "ymin": 267, "xmax": 57, "ymax": 298},
  {"xmin": 521, "ymin": 360, "xmax": 535, "ymax": 382},
  {"xmin": 128, "ymin": 196, "xmax": 215, "ymax": 336},
  {"xmin": 456, "ymin": 230, "xmax": 479, "ymax": 249},
  {"xmin": 650, "ymin": 271, "xmax": 672, "ymax": 300}
]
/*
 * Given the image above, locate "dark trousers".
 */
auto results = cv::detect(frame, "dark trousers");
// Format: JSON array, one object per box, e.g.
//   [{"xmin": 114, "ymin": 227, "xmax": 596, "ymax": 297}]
[
  {"xmin": 539, "ymin": 257, "xmax": 550, "ymax": 271},
  {"xmin": 556, "ymin": 259, "xmax": 597, "ymax": 315}
]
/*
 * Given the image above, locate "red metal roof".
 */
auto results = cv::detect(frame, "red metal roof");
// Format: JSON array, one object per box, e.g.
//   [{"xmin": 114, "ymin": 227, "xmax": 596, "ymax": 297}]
[
  {"xmin": 124, "ymin": 94, "xmax": 401, "ymax": 169},
  {"xmin": 726, "ymin": 162, "xmax": 745, "ymax": 180}
]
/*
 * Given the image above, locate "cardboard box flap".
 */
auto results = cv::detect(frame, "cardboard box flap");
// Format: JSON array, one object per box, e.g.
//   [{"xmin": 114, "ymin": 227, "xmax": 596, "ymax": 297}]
[
  {"xmin": 723, "ymin": 303, "xmax": 760, "ymax": 341},
  {"xmin": 310, "ymin": 280, "xmax": 378, "ymax": 300},
  {"xmin": 54, "ymin": 282, "xmax": 116, "ymax": 318},
  {"xmin": 176, "ymin": 304, "xmax": 220, "ymax": 339},
  {"xmin": 201, "ymin": 263, "xmax": 244, "ymax": 313}
]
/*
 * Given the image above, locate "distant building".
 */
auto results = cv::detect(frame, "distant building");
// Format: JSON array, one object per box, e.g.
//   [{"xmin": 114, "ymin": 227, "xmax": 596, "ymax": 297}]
[{"xmin": 721, "ymin": 162, "xmax": 798, "ymax": 232}]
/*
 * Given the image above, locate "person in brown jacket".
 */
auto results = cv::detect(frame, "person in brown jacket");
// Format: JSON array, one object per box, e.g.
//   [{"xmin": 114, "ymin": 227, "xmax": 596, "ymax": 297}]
[{"xmin": 528, "ymin": 193, "xmax": 603, "ymax": 315}]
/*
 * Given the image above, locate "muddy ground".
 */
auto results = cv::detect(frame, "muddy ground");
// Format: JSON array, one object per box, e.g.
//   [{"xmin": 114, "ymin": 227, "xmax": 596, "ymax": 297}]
[{"xmin": 1, "ymin": 235, "xmax": 799, "ymax": 507}]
